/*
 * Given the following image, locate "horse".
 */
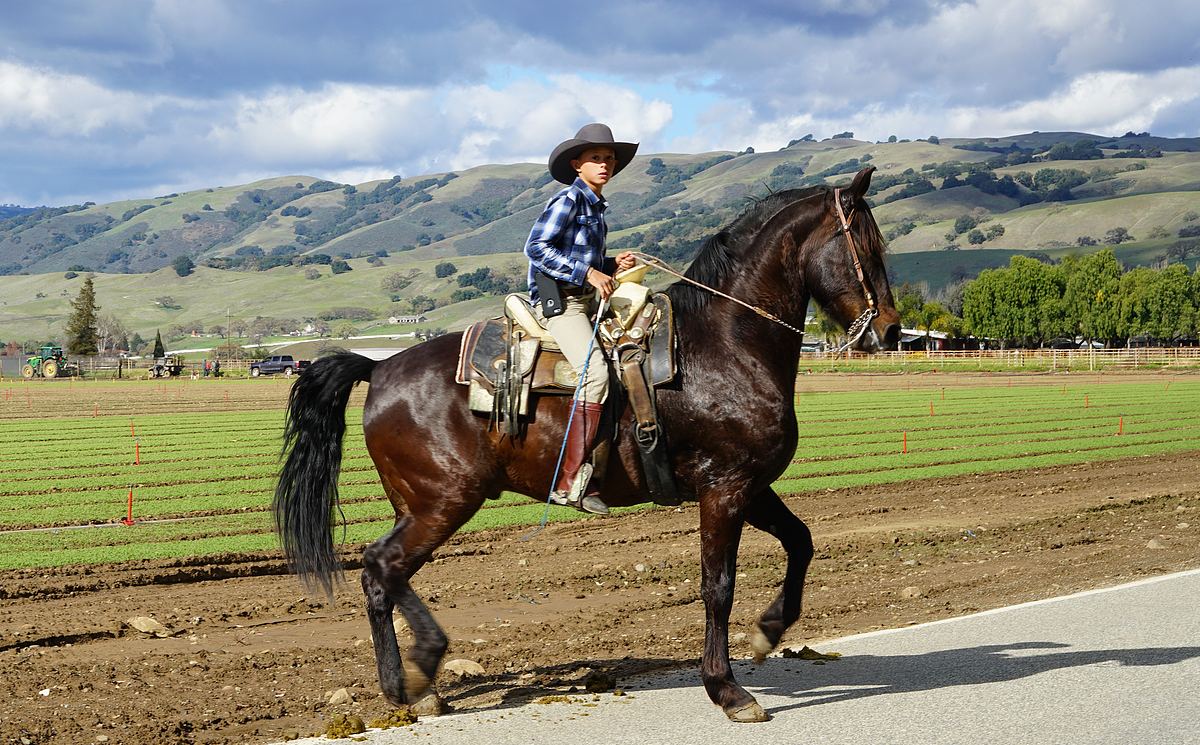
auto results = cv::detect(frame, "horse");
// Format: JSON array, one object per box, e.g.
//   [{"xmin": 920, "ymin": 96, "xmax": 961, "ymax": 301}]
[{"xmin": 273, "ymin": 165, "xmax": 901, "ymax": 723}]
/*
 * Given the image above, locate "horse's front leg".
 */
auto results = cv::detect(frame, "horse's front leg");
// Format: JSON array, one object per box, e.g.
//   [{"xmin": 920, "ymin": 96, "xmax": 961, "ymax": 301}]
[
  {"xmin": 744, "ymin": 487, "xmax": 815, "ymax": 662},
  {"xmin": 699, "ymin": 494, "xmax": 769, "ymax": 722}
]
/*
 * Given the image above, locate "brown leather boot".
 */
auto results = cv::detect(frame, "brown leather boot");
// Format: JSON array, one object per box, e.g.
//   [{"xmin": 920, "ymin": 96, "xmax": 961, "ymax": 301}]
[{"xmin": 550, "ymin": 401, "xmax": 608, "ymax": 514}]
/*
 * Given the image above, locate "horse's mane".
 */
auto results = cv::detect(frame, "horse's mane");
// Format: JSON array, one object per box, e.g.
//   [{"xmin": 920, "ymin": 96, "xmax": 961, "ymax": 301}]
[{"xmin": 667, "ymin": 186, "xmax": 826, "ymax": 315}]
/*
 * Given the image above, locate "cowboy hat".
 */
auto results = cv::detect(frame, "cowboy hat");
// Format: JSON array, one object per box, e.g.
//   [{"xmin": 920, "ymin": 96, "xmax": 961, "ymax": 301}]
[{"xmin": 548, "ymin": 123, "xmax": 639, "ymax": 185}]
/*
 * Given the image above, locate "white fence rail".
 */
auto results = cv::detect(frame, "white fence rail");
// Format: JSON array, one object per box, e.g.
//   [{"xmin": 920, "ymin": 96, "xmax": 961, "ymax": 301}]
[{"xmin": 804, "ymin": 347, "xmax": 1200, "ymax": 370}]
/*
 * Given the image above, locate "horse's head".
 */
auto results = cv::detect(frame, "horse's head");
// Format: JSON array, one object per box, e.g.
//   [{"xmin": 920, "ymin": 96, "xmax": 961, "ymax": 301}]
[{"xmin": 803, "ymin": 167, "xmax": 901, "ymax": 352}]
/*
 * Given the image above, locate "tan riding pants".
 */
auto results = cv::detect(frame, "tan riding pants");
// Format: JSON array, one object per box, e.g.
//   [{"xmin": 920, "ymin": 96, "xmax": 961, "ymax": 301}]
[{"xmin": 534, "ymin": 291, "xmax": 609, "ymax": 404}]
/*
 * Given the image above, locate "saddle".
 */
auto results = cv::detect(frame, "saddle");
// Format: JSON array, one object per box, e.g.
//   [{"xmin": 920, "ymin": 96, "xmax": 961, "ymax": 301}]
[{"xmin": 455, "ymin": 271, "xmax": 680, "ymax": 505}]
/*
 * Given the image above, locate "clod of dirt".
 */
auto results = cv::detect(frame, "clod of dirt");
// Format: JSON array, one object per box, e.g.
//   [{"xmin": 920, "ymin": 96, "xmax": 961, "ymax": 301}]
[
  {"xmin": 368, "ymin": 708, "xmax": 418, "ymax": 729},
  {"xmin": 1146, "ymin": 538, "xmax": 1167, "ymax": 550},
  {"xmin": 901, "ymin": 586, "xmax": 924, "ymax": 598},
  {"xmin": 534, "ymin": 695, "xmax": 581, "ymax": 704},
  {"xmin": 584, "ymin": 670, "xmax": 616, "ymax": 693},
  {"xmin": 782, "ymin": 645, "xmax": 842, "ymax": 661},
  {"xmin": 324, "ymin": 713, "xmax": 366, "ymax": 738},
  {"xmin": 443, "ymin": 658, "xmax": 485, "ymax": 678},
  {"xmin": 124, "ymin": 616, "xmax": 171, "ymax": 638}
]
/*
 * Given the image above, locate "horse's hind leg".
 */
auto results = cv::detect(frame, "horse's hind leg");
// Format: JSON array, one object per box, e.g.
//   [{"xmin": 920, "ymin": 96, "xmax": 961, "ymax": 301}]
[
  {"xmin": 362, "ymin": 513, "xmax": 459, "ymax": 713},
  {"xmin": 743, "ymin": 487, "xmax": 814, "ymax": 662}
]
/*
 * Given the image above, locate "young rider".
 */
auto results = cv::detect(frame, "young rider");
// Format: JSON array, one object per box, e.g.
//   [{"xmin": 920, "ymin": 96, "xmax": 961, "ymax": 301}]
[{"xmin": 524, "ymin": 123, "xmax": 638, "ymax": 515}]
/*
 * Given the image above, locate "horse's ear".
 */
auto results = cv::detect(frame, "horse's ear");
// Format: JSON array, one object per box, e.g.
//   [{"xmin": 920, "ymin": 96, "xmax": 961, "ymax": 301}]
[{"xmin": 849, "ymin": 166, "xmax": 876, "ymax": 199}]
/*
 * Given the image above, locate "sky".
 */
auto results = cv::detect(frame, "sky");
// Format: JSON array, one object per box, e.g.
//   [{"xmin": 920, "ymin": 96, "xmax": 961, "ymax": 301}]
[{"xmin": 2, "ymin": 0, "xmax": 1198, "ymax": 206}]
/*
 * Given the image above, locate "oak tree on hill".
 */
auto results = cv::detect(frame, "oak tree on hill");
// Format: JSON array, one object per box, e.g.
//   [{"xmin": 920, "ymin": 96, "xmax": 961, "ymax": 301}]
[{"xmin": 172, "ymin": 254, "xmax": 195, "ymax": 276}]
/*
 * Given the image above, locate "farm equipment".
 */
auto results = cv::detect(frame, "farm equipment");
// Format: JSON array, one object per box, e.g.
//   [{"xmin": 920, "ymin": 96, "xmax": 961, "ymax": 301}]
[
  {"xmin": 21, "ymin": 345, "xmax": 77, "ymax": 378},
  {"xmin": 147, "ymin": 355, "xmax": 186, "ymax": 378}
]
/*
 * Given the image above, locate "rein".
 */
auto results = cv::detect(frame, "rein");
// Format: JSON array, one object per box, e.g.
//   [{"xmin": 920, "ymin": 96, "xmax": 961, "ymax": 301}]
[
  {"xmin": 630, "ymin": 251, "xmax": 806, "ymax": 336},
  {"xmin": 630, "ymin": 186, "xmax": 880, "ymax": 349}
]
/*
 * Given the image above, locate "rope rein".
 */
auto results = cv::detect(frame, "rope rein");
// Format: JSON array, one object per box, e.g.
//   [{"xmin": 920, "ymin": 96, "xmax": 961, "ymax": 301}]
[
  {"xmin": 628, "ymin": 186, "xmax": 880, "ymax": 350},
  {"xmin": 629, "ymin": 251, "xmax": 806, "ymax": 336}
]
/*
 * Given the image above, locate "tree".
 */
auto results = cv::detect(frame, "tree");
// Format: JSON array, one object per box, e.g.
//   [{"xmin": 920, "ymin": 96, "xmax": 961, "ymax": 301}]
[
  {"xmin": 95, "ymin": 313, "xmax": 129, "ymax": 354},
  {"xmin": 330, "ymin": 259, "xmax": 352, "ymax": 274},
  {"xmin": 809, "ymin": 306, "xmax": 842, "ymax": 346},
  {"xmin": 152, "ymin": 329, "xmax": 165, "ymax": 358},
  {"xmin": 1103, "ymin": 227, "xmax": 1131, "ymax": 245},
  {"xmin": 953, "ymin": 215, "xmax": 978, "ymax": 235},
  {"xmin": 434, "ymin": 261, "xmax": 458, "ymax": 278},
  {"xmin": 172, "ymin": 254, "xmax": 195, "ymax": 277},
  {"xmin": 967, "ymin": 229, "xmax": 986, "ymax": 245},
  {"xmin": 382, "ymin": 269, "xmax": 420, "ymax": 296},
  {"xmin": 893, "ymin": 283, "xmax": 926, "ymax": 328},
  {"xmin": 887, "ymin": 135, "xmax": 898, "ymax": 143},
  {"xmin": 915, "ymin": 301, "xmax": 955, "ymax": 349},
  {"xmin": 65, "ymin": 275, "xmax": 100, "ymax": 355},
  {"xmin": 409, "ymin": 295, "xmax": 436, "ymax": 313},
  {"xmin": 1062, "ymin": 250, "xmax": 1121, "ymax": 345}
]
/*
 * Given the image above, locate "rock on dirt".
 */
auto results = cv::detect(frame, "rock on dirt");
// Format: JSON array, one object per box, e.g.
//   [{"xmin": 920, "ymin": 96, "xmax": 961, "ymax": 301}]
[
  {"xmin": 124, "ymin": 616, "xmax": 171, "ymax": 637},
  {"xmin": 327, "ymin": 688, "xmax": 353, "ymax": 706},
  {"xmin": 444, "ymin": 659, "xmax": 486, "ymax": 678}
]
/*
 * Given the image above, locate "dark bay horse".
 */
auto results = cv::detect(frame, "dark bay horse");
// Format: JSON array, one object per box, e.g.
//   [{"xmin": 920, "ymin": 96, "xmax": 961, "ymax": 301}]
[{"xmin": 274, "ymin": 166, "xmax": 900, "ymax": 722}]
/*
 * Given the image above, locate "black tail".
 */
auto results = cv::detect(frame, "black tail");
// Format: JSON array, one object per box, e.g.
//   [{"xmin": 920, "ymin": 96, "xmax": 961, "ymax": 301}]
[{"xmin": 273, "ymin": 351, "xmax": 377, "ymax": 595}]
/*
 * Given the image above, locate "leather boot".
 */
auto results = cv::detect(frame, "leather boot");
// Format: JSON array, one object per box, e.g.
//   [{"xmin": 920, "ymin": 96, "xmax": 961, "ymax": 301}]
[{"xmin": 550, "ymin": 401, "xmax": 608, "ymax": 515}]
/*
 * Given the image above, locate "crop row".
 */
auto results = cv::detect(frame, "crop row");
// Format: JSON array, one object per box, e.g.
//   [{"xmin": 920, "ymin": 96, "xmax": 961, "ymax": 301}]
[{"xmin": 0, "ymin": 377, "xmax": 1196, "ymax": 569}]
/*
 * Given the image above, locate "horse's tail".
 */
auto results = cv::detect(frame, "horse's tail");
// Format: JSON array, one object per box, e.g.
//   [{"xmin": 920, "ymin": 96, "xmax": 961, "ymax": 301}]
[{"xmin": 273, "ymin": 351, "xmax": 377, "ymax": 596}]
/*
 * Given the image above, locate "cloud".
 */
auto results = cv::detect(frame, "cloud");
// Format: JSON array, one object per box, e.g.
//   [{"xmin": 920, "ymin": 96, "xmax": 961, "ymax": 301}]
[
  {"xmin": 0, "ymin": 60, "xmax": 173, "ymax": 136},
  {"xmin": 0, "ymin": 64, "xmax": 674, "ymax": 204},
  {"xmin": 1, "ymin": 0, "xmax": 1198, "ymax": 204},
  {"xmin": 674, "ymin": 65, "xmax": 1200, "ymax": 152}
]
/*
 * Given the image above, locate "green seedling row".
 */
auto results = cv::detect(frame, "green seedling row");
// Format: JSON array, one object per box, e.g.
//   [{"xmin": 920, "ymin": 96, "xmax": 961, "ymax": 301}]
[{"xmin": 0, "ymin": 379, "xmax": 1196, "ymax": 569}]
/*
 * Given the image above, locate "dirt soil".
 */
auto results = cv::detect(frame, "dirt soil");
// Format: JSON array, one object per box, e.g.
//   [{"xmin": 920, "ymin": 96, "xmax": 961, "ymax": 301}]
[{"xmin": 2, "ymin": 451, "xmax": 1199, "ymax": 744}]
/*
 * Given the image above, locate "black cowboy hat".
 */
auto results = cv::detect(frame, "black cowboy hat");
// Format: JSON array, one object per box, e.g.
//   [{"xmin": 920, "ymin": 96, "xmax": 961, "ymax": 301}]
[{"xmin": 548, "ymin": 123, "xmax": 639, "ymax": 185}]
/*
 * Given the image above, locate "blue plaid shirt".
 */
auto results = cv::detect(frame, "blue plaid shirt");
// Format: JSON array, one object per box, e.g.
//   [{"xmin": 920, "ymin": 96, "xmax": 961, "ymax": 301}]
[{"xmin": 524, "ymin": 177, "xmax": 608, "ymax": 303}]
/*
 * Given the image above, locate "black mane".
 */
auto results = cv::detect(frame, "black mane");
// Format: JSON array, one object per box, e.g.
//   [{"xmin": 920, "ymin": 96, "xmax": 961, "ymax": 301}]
[{"xmin": 667, "ymin": 187, "xmax": 826, "ymax": 314}]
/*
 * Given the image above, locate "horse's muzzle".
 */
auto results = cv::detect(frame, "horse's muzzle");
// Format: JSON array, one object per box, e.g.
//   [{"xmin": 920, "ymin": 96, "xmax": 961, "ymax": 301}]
[{"xmin": 857, "ymin": 317, "xmax": 901, "ymax": 352}]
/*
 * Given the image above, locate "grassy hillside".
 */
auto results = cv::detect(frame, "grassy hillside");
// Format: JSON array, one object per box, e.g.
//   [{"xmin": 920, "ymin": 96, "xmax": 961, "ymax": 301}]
[{"xmin": 3, "ymin": 131, "xmax": 1199, "ymax": 346}]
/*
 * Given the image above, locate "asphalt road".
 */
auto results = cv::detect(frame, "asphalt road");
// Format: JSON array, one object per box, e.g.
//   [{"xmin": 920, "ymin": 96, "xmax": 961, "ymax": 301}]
[{"xmin": 284, "ymin": 568, "xmax": 1200, "ymax": 745}]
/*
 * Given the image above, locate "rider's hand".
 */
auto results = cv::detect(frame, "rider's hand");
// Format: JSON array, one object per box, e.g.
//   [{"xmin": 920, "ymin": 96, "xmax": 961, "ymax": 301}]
[
  {"xmin": 615, "ymin": 251, "xmax": 637, "ymax": 272},
  {"xmin": 586, "ymin": 267, "xmax": 619, "ymax": 299}
]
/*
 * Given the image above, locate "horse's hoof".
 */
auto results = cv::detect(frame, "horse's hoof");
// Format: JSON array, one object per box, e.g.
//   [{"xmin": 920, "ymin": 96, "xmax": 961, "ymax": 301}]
[
  {"xmin": 402, "ymin": 658, "xmax": 432, "ymax": 701},
  {"xmin": 410, "ymin": 692, "xmax": 447, "ymax": 717},
  {"xmin": 725, "ymin": 701, "xmax": 769, "ymax": 723},
  {"xmin": 750, "ymin": 628, "xmax": 774, "ymax": 664}
]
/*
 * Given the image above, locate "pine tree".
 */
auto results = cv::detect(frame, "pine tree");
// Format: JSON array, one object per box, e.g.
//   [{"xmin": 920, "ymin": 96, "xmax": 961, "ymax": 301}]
[
  {"xmin": 153, "ymin": 330, "xmax": 165, "ymax": 358},
  {"xmin": 65, "ymin": 275, "xmax": 100, "ymax": 355}
]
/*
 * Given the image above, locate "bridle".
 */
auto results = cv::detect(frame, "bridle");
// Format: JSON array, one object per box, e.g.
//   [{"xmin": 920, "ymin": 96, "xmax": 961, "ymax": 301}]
[
  {"xmin": 830, "ymin": 187, "xmax": 879, "ymax": 352},
  {"xmin": 631, "ymin": 185, "xmax": 880, "ymax": 348}
]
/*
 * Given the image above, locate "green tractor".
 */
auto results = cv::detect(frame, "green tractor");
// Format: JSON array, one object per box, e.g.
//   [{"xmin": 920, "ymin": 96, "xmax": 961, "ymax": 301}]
[{"xmin": 22, "ymin": 345, "xmax": 76, "ymax": 378}]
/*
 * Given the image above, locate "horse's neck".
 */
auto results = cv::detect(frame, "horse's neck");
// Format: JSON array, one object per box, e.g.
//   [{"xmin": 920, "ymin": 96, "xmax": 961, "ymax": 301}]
[{"xmin": 682, "ymin": 273, "xmax": 809, "ymax": 394}]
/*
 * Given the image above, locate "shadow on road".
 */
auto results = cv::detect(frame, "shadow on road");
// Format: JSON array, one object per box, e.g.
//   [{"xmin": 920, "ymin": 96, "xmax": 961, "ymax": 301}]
[{"xmin": 731, "ymin": 642, "xmax": 1200, "ymax": 716}]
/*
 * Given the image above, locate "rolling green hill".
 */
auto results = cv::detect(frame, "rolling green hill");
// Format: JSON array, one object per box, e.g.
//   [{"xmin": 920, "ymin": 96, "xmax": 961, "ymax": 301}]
[{"xmin": 2, "ymin": 131, "xmax": 1198, "ymax": 347}]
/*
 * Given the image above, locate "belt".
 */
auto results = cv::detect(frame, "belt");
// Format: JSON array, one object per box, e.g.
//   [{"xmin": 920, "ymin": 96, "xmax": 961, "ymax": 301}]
[{"xmin": 558, "ymin": 282, "xmax": 594, "ymax": 297}]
